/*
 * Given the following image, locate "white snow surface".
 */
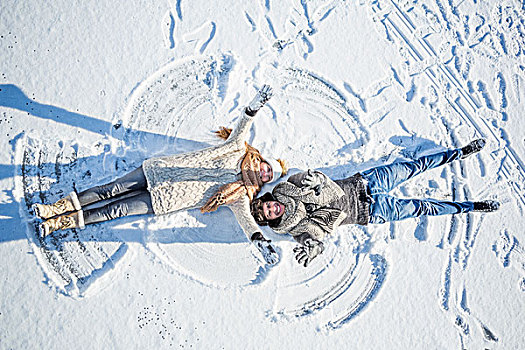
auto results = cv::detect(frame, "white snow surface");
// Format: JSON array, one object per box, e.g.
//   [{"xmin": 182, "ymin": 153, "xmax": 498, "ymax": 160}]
[{"xmin": 1, "ymin": 0, "xmax": 525, "ymax": 348}]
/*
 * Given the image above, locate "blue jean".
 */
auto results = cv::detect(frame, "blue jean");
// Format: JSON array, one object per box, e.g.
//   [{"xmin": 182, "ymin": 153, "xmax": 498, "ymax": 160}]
[
  {"xmin": 361, "ymin": 149, "xmax": 474, "ymax": 224},
  {"xmin": 78, "ymin": 167, "xmax": 154, "ymax": 225}
]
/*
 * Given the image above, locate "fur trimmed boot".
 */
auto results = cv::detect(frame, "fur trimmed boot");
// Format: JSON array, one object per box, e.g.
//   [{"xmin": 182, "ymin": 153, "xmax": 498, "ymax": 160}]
[
  {"xmin": 33, "ymin": 192, "xmax": 82, "ymax": 219},
  {"xmin": 39, "ymin": 210, "xmax": 85, "ymax": 237}
]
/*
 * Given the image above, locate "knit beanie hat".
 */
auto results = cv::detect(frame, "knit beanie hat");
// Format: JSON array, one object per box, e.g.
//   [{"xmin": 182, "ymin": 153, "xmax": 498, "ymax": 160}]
[{"xmin": 264, "ymin": 158, "xmax": 287, "ymax": 184}]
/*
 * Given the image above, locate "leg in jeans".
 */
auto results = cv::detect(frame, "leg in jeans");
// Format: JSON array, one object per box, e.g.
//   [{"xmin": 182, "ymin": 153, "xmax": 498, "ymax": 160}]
[
  {"xmin": 361, "ymin": 149, "xmax": 462, "ymax": 194},
  {"xmin": 83, "ymin": 191, "xmax": 154, "ymax": 225},
  {"xmin": 77, "ymin": 166, "xmax": 148, "ymax": 207},
  {"xmin": 369, "ymin": 194, "xmax": 474, "ymax": 224}
]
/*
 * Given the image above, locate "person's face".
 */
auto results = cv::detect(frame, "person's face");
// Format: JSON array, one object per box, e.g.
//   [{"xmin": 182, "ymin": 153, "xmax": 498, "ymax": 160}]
[
  {"xmin": 260, "ymin": 162, "xmax": 273, "ymax": 183},
  {"xmin": 263, "ymin": 201, "xmax": 285, "ymax": 221}
]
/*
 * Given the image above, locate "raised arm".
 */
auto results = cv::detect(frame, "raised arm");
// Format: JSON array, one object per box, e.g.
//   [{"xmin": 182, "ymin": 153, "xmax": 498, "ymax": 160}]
[
  {"xmin": 228, "ymin": 85, "xmax": 273, "ymax": 147},
  {"xmin": 229, "ymin": 195, "xmax": 279, "ymax": 265}
]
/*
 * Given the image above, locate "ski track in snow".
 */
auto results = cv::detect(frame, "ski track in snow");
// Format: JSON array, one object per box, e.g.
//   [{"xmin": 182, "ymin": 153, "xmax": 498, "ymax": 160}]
[
  {"xmin": 368, "ymin": 0, "xmax": 525, "ymax": 214},
  {"xmin": 364, "ymin": 0, "xmax": 525, "ymax": 345}
]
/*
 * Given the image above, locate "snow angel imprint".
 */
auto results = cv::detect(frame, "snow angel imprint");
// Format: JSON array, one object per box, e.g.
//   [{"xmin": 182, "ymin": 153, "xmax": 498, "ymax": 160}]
[{"xmin": 33, "ymin": 85, "xmax": 287, "ymax": 265}]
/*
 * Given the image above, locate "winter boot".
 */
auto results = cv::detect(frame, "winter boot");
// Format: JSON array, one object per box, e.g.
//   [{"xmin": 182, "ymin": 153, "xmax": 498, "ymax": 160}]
[
  {"xmin": 473, "ymin": 200, "xmax": 500, "ymax": 212},
  {"xmin": 33, "ymin": 192, "xmax": 81, "ymax": 219},
  {"xmin": 461, "ymin": 139, "xmax": 486, "ymax": 159},
  {"xmin": 39, "ymin": 210, "xmax": 85, "ymax": 237}
]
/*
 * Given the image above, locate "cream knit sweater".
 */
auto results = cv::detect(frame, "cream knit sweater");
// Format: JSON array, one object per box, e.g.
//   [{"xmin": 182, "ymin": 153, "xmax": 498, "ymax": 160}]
[{"xmin": 142, "ymin": 109, "xmax": 261, "ymax": 239}]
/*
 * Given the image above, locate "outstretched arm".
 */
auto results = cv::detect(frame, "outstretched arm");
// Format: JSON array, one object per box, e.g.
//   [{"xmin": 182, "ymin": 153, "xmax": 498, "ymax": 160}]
[
  {"xmin": 246, "ymin": 84, "xmax": 273, "ymax": 116},
  {"xmin": 228, "ymin": 85, "xmax": 273, "ymax": 146},
  {"xmin": 229, "ymin": 196, "xmax": 279, "ymax": 265}
]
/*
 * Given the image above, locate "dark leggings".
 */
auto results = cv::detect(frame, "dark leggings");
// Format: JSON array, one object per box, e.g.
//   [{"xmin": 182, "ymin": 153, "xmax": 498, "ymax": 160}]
[{"xmin": 77, "ymin": 167, "xmax": 154, "ymax": 225}]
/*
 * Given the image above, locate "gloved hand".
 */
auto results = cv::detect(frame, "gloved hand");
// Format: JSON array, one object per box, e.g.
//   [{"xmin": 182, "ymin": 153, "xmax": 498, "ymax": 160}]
[
  {"xmin": 247, "ymin": 84, "xmax": 273, "ymax": 113},
  {"xmin": 293, "ymin": 238, "xmax": 324, "ymax": 267},
  {"xmin": 252, "ymin": 232, "xmax": 279, "ymax": 265},
  {"xmin": 301, "ymin": 169, "xmax": 324, "ymax": 195}
]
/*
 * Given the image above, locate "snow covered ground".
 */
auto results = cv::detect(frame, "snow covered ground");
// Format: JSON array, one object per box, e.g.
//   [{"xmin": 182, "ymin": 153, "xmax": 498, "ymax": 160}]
[{"xmin": 1, "ymin": 0, "xmax": 524, "ymax": 348}]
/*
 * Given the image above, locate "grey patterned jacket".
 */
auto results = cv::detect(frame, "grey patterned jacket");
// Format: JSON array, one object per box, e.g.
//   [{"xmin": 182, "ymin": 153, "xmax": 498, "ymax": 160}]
[{"xmin": 271, "ymin": 171, "xmax": 370, "ymax": 243}]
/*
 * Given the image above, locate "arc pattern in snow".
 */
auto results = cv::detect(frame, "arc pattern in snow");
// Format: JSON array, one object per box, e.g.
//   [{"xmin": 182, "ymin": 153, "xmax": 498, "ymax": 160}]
[
  {"xmin": 119, "ymin": 55, "xmax": 372, "ymax": 289},
  {"xmin": 15, "ymin": 136, "xmax": 128, "ymax": 298}
]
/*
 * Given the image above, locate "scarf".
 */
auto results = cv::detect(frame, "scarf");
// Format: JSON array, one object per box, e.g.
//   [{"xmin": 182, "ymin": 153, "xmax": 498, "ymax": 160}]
[{"xmin": 200, "ymin": 134, "xmax": 264, "ymax": 213}]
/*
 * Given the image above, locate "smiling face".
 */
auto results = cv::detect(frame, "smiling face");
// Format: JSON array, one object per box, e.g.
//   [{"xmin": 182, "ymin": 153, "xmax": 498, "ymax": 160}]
[
  {"xmin": 262, "ymin": 200, "xmax": 285, "ymax": 221},
  {"xmin": 260, "ymin": 162, "xmax": 273, "ymax": 183}
]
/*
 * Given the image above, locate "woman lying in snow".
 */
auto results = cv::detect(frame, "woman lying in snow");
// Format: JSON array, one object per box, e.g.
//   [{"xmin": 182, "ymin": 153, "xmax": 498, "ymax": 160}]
[
  {"xmin": 251, "ymin": 139, "xmax": 500, "ymax": 267},
  {"xmin": 33, "ymin": 85, "xmax": 285, "ymax": 265}
]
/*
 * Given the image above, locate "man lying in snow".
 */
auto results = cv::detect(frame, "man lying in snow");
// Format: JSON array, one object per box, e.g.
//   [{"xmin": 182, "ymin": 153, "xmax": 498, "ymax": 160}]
[
  {"xmin": 33, "ymin": 85, "xmax": 286, "ymax": 265},
  {"xmin": 251, "ymin": 139, "xmax": 499, "ymax": 267}
]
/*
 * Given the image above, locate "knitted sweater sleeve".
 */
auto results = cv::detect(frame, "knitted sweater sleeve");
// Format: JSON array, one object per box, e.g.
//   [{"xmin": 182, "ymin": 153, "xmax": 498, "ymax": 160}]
[
  {"xmin": 228, "ymin": 195, "xmax": 262, "ymax": 243},
  {"xmin": 227, "ymin": 109, "xmax": 256, "ymax": 149}
]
